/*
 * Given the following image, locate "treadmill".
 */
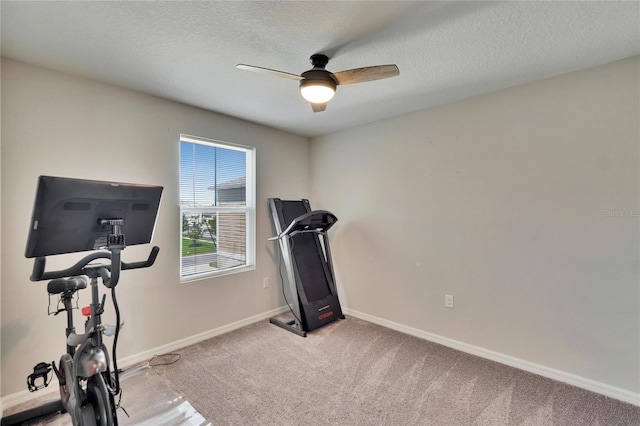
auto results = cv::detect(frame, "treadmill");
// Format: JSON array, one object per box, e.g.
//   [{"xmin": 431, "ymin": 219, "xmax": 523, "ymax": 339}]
[{"xmin": 268, "ymin": 198, "xmax": 344, "ymax": 337}]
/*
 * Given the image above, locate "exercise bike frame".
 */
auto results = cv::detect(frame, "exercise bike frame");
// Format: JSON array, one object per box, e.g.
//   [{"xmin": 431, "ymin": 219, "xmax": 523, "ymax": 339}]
[
  {"xmin": 56, "ymin": 265, "xmax": 117, "ymax": 426},
  {"xmin": 27, "ymin": 244, "xmax": 159, "ymax": 426}
]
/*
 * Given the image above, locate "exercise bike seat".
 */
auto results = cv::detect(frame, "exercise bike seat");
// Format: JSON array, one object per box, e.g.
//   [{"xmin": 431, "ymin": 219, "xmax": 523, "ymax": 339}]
[{"xmin": 47, "ymin": 277, "xmax": 87, "ymax": 295}]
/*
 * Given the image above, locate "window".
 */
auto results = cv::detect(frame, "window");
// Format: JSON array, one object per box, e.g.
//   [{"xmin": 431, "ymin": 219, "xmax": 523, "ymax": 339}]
[{"xmin": 179, "ymin": 135, "xmax": 255, "ymax": 280}]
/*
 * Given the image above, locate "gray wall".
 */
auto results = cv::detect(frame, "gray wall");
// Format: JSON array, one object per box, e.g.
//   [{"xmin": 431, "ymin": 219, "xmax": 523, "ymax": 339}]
[
  {"xmin": 310, "ymin": 57, "xmax": 640, "ymax": 395},
  {"xmin": 0, "ymin": 59, "xmax": 310, "ymax": 396},
  {"xmin": 2, "ymin": 56, "xmax": 638, "ymax": 403}
]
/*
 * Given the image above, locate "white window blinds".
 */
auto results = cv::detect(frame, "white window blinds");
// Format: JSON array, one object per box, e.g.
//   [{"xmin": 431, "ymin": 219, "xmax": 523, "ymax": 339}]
[{"xmin": 179, "ymin": 135, "xmax": 255, "ymax": 280}]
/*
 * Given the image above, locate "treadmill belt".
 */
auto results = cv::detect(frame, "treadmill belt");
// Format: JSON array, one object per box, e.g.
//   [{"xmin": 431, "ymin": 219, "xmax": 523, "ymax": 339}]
[
  {"xmin": 279, "ymin": 201, "xmax": 331, "ymax": 303},
  {"xmin": 292, "ymin": 233, "xmax": 330, "ymax": 302}
]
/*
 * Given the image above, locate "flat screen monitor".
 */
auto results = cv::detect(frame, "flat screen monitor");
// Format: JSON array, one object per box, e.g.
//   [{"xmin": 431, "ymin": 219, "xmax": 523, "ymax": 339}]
[{"xmin": 25, "ymin": 176, "xmax": 163, "ymax": 258}]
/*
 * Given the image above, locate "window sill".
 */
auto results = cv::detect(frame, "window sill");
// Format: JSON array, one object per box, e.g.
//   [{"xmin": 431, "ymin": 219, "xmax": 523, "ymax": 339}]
[{"xmin": 180, "ymin": 263, "xmax": 256, "ymax": 283}]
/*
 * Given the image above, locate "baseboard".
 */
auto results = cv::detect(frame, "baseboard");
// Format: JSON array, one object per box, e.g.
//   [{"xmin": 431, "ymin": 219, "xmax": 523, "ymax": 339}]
[
  {"xmin": 115, "ymin": 305, "xmax": 289, "ymax": 369},
  {"xmin": 1, "ymin": 306, "xmax": 289, "ymax": 410},
  {"xmin": 343, "ymin": 308, "xmax": 640, "ymax": 407}
]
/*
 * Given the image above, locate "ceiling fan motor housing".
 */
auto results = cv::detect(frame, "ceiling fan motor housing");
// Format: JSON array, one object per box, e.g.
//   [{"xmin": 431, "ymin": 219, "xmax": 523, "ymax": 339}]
[{"xmin": 300, "ymin": 69, "xmax": 337, "ymax": 89}]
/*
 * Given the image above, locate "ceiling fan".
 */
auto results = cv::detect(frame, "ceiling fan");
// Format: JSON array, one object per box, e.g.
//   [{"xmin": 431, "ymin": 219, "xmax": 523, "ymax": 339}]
[{"xmin": 236, "ymin": 54, "xmax": 399, "ymax": 112}]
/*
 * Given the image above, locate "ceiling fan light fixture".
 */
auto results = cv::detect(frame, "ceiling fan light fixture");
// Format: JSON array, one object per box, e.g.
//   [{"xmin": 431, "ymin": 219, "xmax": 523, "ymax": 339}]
[
  {"xmin": 300, "ymin": 78, "xmax": 336, "ymax": 103},
  {"xmin": 238, "ymin": 54, "xmax": 398, "ymax": 113}
]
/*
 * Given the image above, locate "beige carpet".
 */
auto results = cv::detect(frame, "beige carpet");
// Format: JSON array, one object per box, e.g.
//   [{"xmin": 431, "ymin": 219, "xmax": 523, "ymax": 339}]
[
  {"xmin": 5, "ymin": 316, "xmax": 639, "ymax": 425},
  {"xmin": 149, "ymin": 317, "xmax": 640, "ymax": 425}
]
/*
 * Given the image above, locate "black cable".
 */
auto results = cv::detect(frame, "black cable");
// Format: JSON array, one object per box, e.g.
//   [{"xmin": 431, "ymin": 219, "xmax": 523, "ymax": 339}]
[
  {"xmin": 109, "ymin": 286, "xmax": 121, "ymax": 397},
  {"xmin": 115, "ymin": 390, "xmax": 129, "ymax": 418}
]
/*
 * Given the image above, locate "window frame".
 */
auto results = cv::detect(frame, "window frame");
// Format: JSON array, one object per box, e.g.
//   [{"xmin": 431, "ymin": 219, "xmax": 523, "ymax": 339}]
[{"xmin": 179, "ymin": 134, "xmax": 256, "ymax": 282}]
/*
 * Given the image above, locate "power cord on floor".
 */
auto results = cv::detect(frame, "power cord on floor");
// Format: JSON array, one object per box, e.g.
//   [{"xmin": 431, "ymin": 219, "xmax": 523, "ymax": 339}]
[
  {"xmin": 116, "ymin": 392, "xmax": 130, "ymax": 418},
  {"xmin": 113, "ymin": 372, "xmax": 130, "ymax": 418},
  {"xmin": 107, "ymin": 353, "xmax": 181, "ymax": 419}
]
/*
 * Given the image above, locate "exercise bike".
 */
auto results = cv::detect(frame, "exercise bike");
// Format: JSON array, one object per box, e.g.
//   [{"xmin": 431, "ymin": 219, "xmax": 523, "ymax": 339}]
[
  {"xmin": 2, "ymin": 176, "xmax": 163, "ymax": 426},
  {"xmin": 3, "ymin": 224, "xmax": 159, "ymax": 426}
]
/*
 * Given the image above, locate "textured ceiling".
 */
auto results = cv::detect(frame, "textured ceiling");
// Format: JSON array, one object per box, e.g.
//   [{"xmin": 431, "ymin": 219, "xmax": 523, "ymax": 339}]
[{"xmin": 2, "ymin": 1, "xmax": 639, "ymax": 138}]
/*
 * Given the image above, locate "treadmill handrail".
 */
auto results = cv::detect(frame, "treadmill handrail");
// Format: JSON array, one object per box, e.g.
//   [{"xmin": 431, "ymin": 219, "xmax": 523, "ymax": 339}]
[
  {"xmin": 268, "ymin": 210, "xmax": 337, "ymax": 241},
  {"xmin": 268, "ymin": 229, "xmax": 324, "ymax": 241}
]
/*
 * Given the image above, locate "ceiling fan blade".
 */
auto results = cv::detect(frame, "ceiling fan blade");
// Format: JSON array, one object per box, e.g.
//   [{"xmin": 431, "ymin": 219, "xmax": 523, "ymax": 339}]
[
  {"xmin": 311, "ymin": 102, "xmax": 327, "ymax": 113},
  {"xmin": 236, "ymin": 64, "xmax": 302, "ymax": 81},
  {"xmin": 333, "ymin": 64, "xmax": 399, "ymax": 85}
]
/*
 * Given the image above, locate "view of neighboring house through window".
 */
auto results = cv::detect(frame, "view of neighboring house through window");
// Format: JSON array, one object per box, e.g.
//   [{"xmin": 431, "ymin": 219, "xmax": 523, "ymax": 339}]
[{"xmin": 179, "ymin": 135, "xmax": 255, "ymax": 280}]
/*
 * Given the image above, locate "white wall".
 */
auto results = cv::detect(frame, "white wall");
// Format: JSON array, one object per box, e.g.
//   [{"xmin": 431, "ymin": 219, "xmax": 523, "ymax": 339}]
[
  {"xmin": 0, "ymin": 59, "xmax": 310, "ymax": 397},
  {"xmin": 311, "ymin": 57, "xmax": 640, "ymax": 395}
]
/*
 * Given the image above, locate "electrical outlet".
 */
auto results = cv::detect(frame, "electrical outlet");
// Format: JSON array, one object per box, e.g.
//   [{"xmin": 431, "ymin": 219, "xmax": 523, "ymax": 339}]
[
  {"xmin": 262, "ymin": 277, "xmax": 269, "ymax": 289},
  {"xmin": 445, "ymin": 294, "xmax": 454, "ymax": 309}
]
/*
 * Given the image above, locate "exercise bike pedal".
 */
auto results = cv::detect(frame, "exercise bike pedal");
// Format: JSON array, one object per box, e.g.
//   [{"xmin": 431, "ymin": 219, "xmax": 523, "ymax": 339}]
[{"xmin": 27, "ymin": 362, "xmax": 53, "ymax": 392}]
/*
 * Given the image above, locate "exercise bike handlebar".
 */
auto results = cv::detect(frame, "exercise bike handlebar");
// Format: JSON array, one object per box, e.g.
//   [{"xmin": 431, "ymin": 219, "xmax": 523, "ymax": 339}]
[{"xmin": 30, "ymin": 246, "xmax": 160, "ymax": 283}]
